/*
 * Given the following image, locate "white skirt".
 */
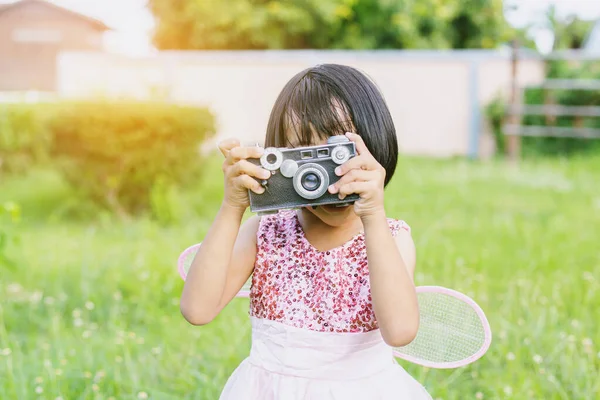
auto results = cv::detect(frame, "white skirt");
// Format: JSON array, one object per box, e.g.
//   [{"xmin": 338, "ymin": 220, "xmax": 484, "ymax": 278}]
[{"xmin": 220, "ymin": 317, "xmax": 432, "ymax": 399}]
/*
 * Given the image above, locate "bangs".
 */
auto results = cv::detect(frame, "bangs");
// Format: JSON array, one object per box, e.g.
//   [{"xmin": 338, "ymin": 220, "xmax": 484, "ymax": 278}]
[
  {"xmin": 264, "ymin": 64, "xmax": 399, "ymax": 187},
  {"xmin": 266, "ymin": 70, "xmax": 355, "ymax": 148}
]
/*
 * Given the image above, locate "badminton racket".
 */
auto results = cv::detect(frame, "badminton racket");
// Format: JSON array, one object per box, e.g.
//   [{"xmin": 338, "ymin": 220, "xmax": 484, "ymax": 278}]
[{"xmin": 177, "ymin": 243, "xmax": 491, "ymax": 368}]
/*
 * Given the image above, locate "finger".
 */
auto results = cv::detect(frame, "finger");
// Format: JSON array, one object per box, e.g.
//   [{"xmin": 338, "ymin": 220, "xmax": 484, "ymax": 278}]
[
  {"xmin": 344, "ymin": 132, "xmax": 371, "ymax": 156},
  {"xmin": 227, "ymin": 145, "xmax": 265, "ymax": 163},
  {"xmin": 218, "ymin": 138, "xmax": 241, "ymax": 158},
  {"xmin": 328, "ymin": 169, "xmax": 373, "ymax": 194},
  {"xmin": 337, "ymin": 181, "xmax": 372, "ymax": 199},
  {"xmin": 334, "ymin": 154, "xmax": 379, "ymax": 176},
  {"xmin": 231, "ymin": 160, "xmax": 271, "ymax": 180},
  {"xmin": 235, "ymin": 174, "xmax": 265, "ymax": 194}
]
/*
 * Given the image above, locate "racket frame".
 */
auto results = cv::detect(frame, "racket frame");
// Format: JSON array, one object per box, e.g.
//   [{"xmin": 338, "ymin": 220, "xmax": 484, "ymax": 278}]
[{"xmin": 392, "ymin": 285, "xmax": 492, "ymax": 369}]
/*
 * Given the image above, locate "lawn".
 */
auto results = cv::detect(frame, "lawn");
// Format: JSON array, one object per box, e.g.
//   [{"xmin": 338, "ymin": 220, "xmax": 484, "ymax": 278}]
[{"xmin": 1, "ymin": 154, "xmax": 599, "ymax": 399}]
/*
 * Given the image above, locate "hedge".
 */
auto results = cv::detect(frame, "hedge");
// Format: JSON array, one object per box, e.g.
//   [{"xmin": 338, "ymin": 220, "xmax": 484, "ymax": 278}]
[
  {"xmin": 47, "ymin": 100, "xmax": 216, "ymax": 217},
  {"xmin": 0, "ymin": 104, "xmax": 53, "ymax": 175},
  {"xmin": 0, "ymin": 100, "xmax": 216, "ymax": 218}
]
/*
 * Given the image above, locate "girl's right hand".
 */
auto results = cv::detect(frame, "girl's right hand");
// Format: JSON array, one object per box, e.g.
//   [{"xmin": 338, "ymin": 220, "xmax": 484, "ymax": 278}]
[{"xmin": 218, "ymin": 138, "xmax": 271, "ymax": 212}]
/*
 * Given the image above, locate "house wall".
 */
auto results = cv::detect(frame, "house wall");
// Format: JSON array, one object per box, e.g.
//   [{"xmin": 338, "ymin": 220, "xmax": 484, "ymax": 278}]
[{"xmin": 0, "ymin": 1, "xmax": 104, "ymax": 91}]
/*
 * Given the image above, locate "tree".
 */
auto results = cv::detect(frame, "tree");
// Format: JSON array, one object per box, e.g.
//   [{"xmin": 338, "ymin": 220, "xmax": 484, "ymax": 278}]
[
  {"xmin": 148, "ymin": 0, "xmax": 516, "ymax": 50},
  {"xmin": 545, "ymin": 6, "xmax": 595, "ymax": 51}
]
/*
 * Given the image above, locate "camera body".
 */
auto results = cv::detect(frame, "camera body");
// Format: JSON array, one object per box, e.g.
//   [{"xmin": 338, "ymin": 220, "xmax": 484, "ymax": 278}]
[{"xmin": 248, "ymin": 135, "xmax": 359, "ymax": 215}]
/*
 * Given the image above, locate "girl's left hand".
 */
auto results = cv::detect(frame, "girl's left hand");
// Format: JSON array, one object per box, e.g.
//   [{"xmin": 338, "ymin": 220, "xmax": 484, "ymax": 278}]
[{"xmin": 328, "ymin": 132, "xmax": 386, "ymax": 220}]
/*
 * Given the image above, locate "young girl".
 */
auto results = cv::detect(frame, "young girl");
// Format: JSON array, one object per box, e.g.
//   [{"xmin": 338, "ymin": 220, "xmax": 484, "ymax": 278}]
[{"xmin": 180, "ymin": 64, "xmax": 432, "ymax": 399}]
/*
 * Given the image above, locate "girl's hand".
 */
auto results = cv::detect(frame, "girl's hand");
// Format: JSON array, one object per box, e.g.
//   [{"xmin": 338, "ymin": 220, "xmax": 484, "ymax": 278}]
[
  {"xmin": 218, "ymin": 138, "xmax": 271, "ymax": 212},
  {"xmin": 327, "ymin": 132, "xmax": 386, "ymax": 220}
]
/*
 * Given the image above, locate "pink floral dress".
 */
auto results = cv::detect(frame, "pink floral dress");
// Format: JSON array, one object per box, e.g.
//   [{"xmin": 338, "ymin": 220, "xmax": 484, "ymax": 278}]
[{"xmin": 220, "ymin": 210, "xmax": 432, "ymax": 399}]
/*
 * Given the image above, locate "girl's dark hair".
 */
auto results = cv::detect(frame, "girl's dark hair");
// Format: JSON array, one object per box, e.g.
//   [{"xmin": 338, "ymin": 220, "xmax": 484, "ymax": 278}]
[{"xmin": 265, "ymin": 64, "xmax": 398, "ymax": 187}]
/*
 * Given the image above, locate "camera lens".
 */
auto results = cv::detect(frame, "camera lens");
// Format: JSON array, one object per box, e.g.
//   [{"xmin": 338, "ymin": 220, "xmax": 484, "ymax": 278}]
[
  {"xmin": 293, "ymin": 163, "xmax": 329, "ymax": 200},
  {"xmin": 301, "ymin": 173, "xmax": 320, "ymax": 191}
]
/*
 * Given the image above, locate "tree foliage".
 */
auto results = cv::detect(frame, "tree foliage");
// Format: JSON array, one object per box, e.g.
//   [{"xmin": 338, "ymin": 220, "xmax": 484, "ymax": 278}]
[
  {"xmin": 544, "ymin": 6, "xmax": 595, "ymax": 51},
  {"xmin": 148, "ymin": 0, "xmax": 516, "ymax": 50}
]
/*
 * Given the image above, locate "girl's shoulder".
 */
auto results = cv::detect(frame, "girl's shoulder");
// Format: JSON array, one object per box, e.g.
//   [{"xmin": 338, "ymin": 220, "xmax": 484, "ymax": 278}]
[{"xmin": 386, "ymin": 217, "xmax": 412, "ymax": 237}]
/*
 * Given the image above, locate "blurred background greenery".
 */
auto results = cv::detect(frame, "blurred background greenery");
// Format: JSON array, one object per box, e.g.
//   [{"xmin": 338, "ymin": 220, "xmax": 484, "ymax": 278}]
[{"xmin": 1, "ymin": 0, "xmax": 600, "ymax": 399}]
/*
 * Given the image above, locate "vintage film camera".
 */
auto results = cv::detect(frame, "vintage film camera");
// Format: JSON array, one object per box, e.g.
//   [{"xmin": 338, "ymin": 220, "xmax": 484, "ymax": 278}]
[{"xmin": 248, "ymin": 135, "xmax": 360, "ymax": 215}]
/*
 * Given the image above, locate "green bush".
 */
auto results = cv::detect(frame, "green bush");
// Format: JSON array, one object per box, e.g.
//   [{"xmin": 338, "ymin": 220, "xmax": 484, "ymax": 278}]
[
  {"xmin": 0, "ymin": 104, "xmax": 53, "ymax": 175},
  {"xmin": 47, "ymin": 100, "xmax": 216, "ymax": 218},
  {"xmin": 485, "ymin": 60, "xmax": 600, "ymax": 157}
]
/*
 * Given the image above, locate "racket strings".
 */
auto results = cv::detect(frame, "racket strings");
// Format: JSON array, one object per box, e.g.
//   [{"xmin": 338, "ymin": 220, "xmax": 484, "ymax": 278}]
[{"xmin": 394, "ymin": 293, "xmax": 486, "ymax": 363}]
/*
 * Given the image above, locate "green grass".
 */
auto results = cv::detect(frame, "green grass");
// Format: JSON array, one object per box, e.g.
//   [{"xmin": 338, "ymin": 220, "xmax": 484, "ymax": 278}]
[{"xmin": 1, "ymin": 153, "xmax": 599, "ymax": 399}]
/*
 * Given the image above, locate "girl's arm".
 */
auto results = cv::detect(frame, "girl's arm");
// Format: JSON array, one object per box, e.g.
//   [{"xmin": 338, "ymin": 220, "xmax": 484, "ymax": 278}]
[
  {"xmin": 180, "ymin": 205, "xmax": 260, "ymax": 325},
  {"xmin": 328, "ymin": 132, "xmax": 419, "ymax": 347},
  {"xmin": 362, "ymin": 212, "xmax": 420, "ymax": 347},
  {"xmin": 180, "ymin": 138, "xmax": 268, "ymax": 326}
]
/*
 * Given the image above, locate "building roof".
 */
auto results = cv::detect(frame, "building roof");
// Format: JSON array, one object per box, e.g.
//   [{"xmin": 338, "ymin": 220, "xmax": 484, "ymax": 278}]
[{"xmin": 0, "ymin": 0, "xmax": 111, "ymax": 31}]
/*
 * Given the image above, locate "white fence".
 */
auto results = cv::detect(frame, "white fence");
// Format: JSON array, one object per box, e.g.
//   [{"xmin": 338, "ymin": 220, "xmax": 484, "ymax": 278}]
[{"xmin": 55, "ymin": 49, "xmax": 546, "ymax": 158}]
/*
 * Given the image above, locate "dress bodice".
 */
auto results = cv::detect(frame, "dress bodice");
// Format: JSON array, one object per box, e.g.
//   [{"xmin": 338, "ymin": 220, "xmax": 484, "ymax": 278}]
[{"xmin": 249, "ymin": 210, "xmax": 410, "ymax": 333}]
